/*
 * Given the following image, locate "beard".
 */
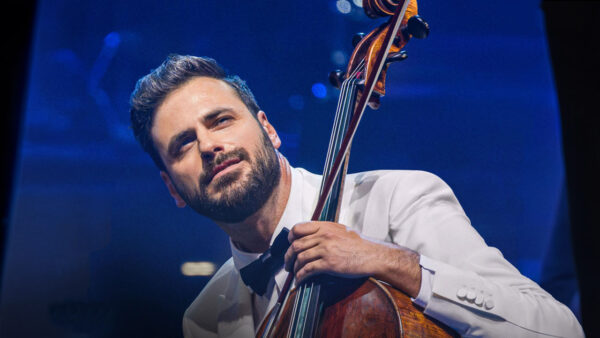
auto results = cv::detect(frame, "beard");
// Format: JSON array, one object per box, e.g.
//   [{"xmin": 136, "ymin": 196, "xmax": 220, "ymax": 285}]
[{"xmin": 173, "ymin": 130, "xmax": 281, "ymax": 223}]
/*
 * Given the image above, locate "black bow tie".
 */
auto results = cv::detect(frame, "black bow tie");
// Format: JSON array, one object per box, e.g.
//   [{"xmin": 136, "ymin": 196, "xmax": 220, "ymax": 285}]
[{"xmin": 239, "ymin": 228, "xmax": 291, "ymax": 296}]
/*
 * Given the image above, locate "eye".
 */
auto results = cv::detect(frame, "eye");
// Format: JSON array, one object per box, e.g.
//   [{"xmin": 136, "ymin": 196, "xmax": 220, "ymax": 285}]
[
  {"xmin": 214, "ymin": 116, "xmax": 233, "ymax": 127},
  {"xmin": 183, "ymin": 135, "xmax": 196, "ymax": 146},
  {"xmin": 177, "ymin": 135, "xmax": 196, "ymax": 154}
]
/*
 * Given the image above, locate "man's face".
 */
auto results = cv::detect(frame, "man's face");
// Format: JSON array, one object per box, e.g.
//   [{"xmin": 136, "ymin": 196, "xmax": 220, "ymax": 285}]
[{"xmin": 151, "ymin": 77, "xmax": 281, "ymax": 222}]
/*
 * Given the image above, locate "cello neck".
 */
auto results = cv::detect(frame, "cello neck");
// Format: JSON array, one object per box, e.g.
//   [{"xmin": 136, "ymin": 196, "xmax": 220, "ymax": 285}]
[
  {"xmin": 282, "ymin": 67, "xmax": 364, "ymax": 338},
  {"xmin": 318, "ymin": 70, "xmax": 361, "ymax": 222}
]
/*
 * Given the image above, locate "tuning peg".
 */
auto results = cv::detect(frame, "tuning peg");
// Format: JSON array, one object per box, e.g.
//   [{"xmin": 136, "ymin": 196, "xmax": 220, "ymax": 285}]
[
  {"xmin": 329, "ymin": 69, "xmax": 346, "ymax": 89},
  {"xmin": 386, "ymin": 51, "xmax": 407, "ymax": 64},
  {"xmin": 353, "ymin": 81, "xmax": 380, "ymax": 110},
  {"xmin": 367, "ymin": 93, "xmax": 381, "ymax": 110},
  {"xmin": 403, "ymin": 15, "xmax": 430, "ymax": 39},
  {"xmin": 352, "ymin": 32, "xmax": 365, "ymax": 47}
]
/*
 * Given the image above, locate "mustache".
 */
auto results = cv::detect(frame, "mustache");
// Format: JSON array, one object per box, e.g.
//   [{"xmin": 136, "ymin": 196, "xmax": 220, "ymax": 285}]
[{"xmin": 200, "ymin": 148, "xmax": 250, "ymax": 185}]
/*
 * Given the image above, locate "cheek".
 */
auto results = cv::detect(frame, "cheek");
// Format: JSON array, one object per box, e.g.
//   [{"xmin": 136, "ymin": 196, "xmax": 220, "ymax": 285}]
[
  {"xmin": 240, "ymin": 130, "xmax": 268, "ymax": 153},
  {"xmin": 235, "ymin": 120, "xmax": 266, "ymax": 144},
  {"xmin": 170, "ymin": 156, "xmax": 203, "ymax": 186}
]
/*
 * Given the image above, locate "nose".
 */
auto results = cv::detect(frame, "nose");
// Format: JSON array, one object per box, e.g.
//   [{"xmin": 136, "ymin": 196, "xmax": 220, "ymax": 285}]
[{"xmin": 198, "ymin": 133, "xmax": 224, "ymax": 161}]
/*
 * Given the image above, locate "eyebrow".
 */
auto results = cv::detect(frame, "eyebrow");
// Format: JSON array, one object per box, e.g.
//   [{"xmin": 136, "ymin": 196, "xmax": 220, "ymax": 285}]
[
  {"xmin": 202, "ymin": 107, "xmax": 234, "ymax": 124},
  {"xmin": 166, "ymin": 107, "xmax": 235, "ymax": 158}
]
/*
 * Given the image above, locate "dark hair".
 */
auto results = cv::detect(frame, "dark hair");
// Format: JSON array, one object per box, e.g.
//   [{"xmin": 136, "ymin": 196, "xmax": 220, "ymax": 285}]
[{"xmin": 129, "ymin": 54, "xmax": 260, "ymax": 170}]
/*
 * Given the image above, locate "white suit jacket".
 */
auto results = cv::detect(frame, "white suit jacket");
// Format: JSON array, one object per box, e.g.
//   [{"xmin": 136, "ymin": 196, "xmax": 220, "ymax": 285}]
[{"xmin": 183, "ymin": 168, "xmax": 583, "ymax": 337}]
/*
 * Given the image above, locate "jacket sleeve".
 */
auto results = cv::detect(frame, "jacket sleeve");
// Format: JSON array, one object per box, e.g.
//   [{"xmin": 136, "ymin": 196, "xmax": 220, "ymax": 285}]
[
  {"xmin": 182, "ymin": 269, "xmax": 223, "ymax": 338},
  {"xmin": 182, "ymin": 259, "xmax": 233, "ymax": 338},
  {"xmin": 386, "ymin": 171, "xmax": 583, "ymax": 337},
  {"xmin": 183, "ymin": 315, "xmax": 217, "ymax": 338}
]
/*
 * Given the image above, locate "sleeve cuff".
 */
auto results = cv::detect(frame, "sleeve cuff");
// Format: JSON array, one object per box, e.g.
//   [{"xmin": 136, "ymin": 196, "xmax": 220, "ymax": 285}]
[{"xmin": 412, "ymin": 254, "xmax": 437, "ymax": 309}]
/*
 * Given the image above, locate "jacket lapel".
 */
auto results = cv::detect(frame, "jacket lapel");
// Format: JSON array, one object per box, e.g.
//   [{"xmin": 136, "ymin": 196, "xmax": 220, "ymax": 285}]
[{"xmin": 217, "ymin": 271, "xmax": 255, "ymax": 338}]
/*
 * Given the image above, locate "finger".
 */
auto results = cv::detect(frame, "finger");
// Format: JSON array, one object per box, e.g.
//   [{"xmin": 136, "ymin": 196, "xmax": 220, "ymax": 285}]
[
  {"xmin": 284, "ymin": 235, "xmax": 321, "ymax": 271},
  {"xmin": 296, "ymin": 259, "xmax": 327, "ymax": 284},
  {"xmin": 288, "ymin": 222, "xmax": 321, "ymax": 242},
  {"xmin": 293, "ymin": 246, "xmax": 323, "ymax": 275}
]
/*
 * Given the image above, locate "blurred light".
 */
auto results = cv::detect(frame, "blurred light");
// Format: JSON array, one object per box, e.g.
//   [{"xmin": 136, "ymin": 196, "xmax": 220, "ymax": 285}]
[
  {"xmin": 331, "ymin": 50, "xmax": 347, "ymax": 66},
  {"xmin": 336, "ymin": 0, "xmax": 352, "ymax": 14},
  {"xmin": 50, "ymin": 49, "xmax": 83, "ymax": 73},
  {"xmin": 181, "ymin": 261, "xmax": 216, "ymax": 276},
  {"xmin": 352, "ymin": 0, "xmax": 363, "ymax": 7},
  {"xmin": 104, "ymin": 32, "xmax": 121, "ymax": 48},
  {"xmin": 311, "ymin": 83, "xmax": 327, "ymax": 98},
  {"xmin": 288, "ymin": 94, "xmax": 305, "ymax": 110}
]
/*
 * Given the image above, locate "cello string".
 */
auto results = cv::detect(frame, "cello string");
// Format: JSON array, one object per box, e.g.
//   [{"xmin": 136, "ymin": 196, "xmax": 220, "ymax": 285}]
[
  {"xmin": 320, "ymin": 60, "xmax": 364, "ymax": 189},
  {"xmin": 319, "ymin": 82, "xmax": 350, "ymax": 219},
  {"xmin": 307, "ymin": 73, "xmax": 359, "ymax": 334},
  {"xmin": 270, "ymin": 59, "xmax": 367, "ymax": 338},
  {"xmin": 291, "ymin": 79, "xmax": 353, "ymax": 336},
  {"xmin": 319, "ymin": 65, "xmax": 361, "ymax": 221},
  {"xmin": 286, "ymin": 75, "xmax": 352, "ymax": 338},
  {"xmin": 292, "ymin": 61, "xmax": 365, "ymax": 337},
  {"xmin": 288, "ymin": 63, "xmax": 364, "ymax": 337},
  {"xmin": 321, "ymin": 73, "xmax": 351, "ymax": 181},
  {"xmin": 322, "ymin": 60, "xmax": 363, "ymax": 176}
]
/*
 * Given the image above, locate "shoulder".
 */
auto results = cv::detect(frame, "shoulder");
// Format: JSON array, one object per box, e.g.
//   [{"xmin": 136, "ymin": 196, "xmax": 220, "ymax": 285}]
[
  {"xmin": 183, "ymin": 259, "xmax": 238, "ymax": 333},
  {"xmin": 346, "ymin": 169, "xmax": 451, "ymax": 195},
  {"xmin": 294, "ymin": 167, "xmax": 450, "ymax": 192},
  {"xmin": 342, "ymin": 170, "xmax": 463, "ymax": 230},
  {"xmin": 292, "ymin": 166, "xmax": 323, "ymax": 185}
]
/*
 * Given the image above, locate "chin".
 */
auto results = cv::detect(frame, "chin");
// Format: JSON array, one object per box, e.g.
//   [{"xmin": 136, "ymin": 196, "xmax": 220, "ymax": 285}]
[{"xmin": 208, "ymin": 168, "xmax": 246, "ymax": 194}]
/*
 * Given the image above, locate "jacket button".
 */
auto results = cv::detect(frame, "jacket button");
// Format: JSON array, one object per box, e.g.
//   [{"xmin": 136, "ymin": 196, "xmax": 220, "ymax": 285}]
[
  {"xmin": 484, "ymin": 298, "xmax": 495, "ymax": 310},
  {"xmin": 466, "ymin": 290, "xmax": 476, "ymax": 301},
  {"xmin": 475, "ymin": 294, "xmax": 484, "ymax": 306},
  {"xmin": 457, "ymin": 288, "xmax": 467, "ymax": 299}
]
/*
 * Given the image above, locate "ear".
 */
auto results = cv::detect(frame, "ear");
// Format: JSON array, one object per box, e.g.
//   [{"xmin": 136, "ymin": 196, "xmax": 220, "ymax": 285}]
[
  {"xmin": 160, "ymin": 171, "xmax": 187, "ymax": 208},
  {"xmin": 256, "ymin": 111, "xmax": 281, "ymax": 150}
]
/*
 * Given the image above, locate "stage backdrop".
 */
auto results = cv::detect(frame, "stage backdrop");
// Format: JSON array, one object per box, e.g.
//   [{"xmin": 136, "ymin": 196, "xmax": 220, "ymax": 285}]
[{"xmin": 0, "ymin": 0, "xmax": 576, "ymax": 337}]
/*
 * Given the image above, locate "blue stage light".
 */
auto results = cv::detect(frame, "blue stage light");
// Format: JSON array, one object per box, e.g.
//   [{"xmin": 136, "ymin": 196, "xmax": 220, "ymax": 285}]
[
  {"xmin": 311, "ymin": 83, "xmax": 327, "ymax": 98},
  {"xmin": 336, "ymin": 0, "xmax": 352, "ymax": 14},
  {"xmin": 103, "ymin": 32, "xmax": 121, "ymax": 48},
  {"xmin": 288, "ymin": 94, "xmax": 305, "ymax": 110}
]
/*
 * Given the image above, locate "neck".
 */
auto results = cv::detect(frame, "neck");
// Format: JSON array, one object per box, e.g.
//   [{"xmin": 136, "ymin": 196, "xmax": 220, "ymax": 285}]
[{"xmin": 217, "ymin": 154, "xmax": 292, "ymax": 253}]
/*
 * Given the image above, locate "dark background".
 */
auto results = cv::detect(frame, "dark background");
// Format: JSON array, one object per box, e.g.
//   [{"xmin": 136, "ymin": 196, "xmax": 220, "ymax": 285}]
[{"xmin": 1, "ymin": 0, "xmax": 594, "ymax": 337}]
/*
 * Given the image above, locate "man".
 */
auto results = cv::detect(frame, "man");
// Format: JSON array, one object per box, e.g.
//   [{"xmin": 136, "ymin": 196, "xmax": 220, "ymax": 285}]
[{"xmin": 130, "ymin": 54, "xmax": 583, "ymax": 337}]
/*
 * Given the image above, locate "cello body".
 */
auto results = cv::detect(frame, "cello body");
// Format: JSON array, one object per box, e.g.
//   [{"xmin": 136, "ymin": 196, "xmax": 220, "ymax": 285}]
[{"xmin": 258, "ymin": 277, "xmax": 457, "ymax": 337}]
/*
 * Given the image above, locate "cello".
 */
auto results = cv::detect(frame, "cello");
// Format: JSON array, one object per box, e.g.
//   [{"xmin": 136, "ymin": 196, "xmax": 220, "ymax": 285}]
[{"xmin": 257, "ymin": 0, "xmax": 458, "ymax": 336}]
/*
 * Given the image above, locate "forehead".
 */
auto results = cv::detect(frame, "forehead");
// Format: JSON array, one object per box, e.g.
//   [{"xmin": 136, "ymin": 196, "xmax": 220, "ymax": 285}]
[{"xmin": 150, "ymin": 77, "xmax": 248, "ymax": 144}]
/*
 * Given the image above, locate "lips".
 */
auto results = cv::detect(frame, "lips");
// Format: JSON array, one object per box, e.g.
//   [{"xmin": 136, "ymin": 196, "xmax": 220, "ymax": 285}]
[{"xmin": 210, "ymin": 158, "xmax": 241, "ymax": 180}]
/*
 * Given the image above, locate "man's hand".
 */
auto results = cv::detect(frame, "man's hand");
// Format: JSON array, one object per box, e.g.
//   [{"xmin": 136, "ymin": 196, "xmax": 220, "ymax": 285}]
[{"xmin": 284, "ymin": 221, "xmax": 422, "ymax": 298}]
